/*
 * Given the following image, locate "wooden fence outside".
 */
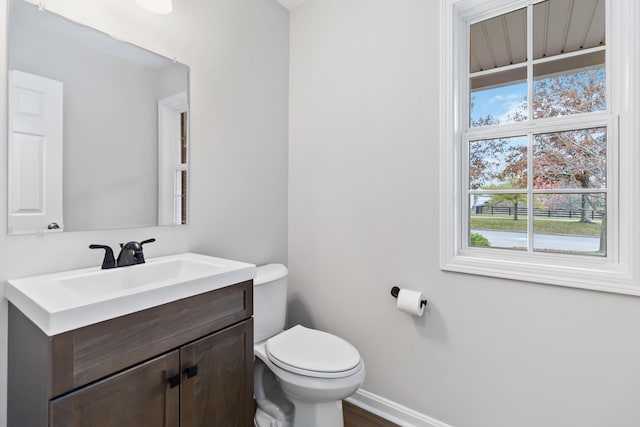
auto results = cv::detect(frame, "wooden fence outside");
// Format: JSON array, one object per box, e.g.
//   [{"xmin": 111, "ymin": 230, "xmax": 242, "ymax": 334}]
[{"xmin": 473, "ymin": 205, "xmax": 603, "ymax": 220}]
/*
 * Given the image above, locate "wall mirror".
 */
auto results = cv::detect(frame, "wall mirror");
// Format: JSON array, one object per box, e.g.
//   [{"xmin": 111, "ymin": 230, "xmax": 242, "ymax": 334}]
[{"xmin": 8, "ymin": 0, "xmax": 190, "ymax": 235}]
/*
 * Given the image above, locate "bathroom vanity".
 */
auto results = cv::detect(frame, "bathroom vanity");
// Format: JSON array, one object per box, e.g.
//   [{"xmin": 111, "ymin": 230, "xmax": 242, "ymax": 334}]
[{"xmin": 6, "ymin": 253, "xmax": 256, "ymax": 427}]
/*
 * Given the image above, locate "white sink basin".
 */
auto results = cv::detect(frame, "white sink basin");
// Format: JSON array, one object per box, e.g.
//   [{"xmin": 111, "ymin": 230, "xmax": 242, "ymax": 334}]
[
  {"xmin": 5, "ymin": 253, "xmax": 256, "ymax": 336},
  {"xmin": 59, "ymin": 257, "xmax": 228, "ymax": 297}
]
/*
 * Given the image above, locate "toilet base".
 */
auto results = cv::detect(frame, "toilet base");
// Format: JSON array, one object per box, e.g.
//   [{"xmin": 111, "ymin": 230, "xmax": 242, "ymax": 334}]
[
  {"xmin": 286, "ymin": 396, "xmax": 344, "ymax": 427},
  {"xmin": 255, "ymin": 407, "xmax": 292, "ymax": 427}
]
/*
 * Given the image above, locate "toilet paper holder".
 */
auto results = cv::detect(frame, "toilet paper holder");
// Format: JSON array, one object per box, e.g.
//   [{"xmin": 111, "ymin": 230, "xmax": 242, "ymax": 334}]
[{"xmin": 391, "ymin": 286, "xmax": 427, "ymax": 307}]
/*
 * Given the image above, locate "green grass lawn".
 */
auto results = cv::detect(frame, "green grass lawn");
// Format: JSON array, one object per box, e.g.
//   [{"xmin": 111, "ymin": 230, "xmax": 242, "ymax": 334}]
[{"xmin": 470, "ymin": 215, "xmax": 602, "ymax": 236}]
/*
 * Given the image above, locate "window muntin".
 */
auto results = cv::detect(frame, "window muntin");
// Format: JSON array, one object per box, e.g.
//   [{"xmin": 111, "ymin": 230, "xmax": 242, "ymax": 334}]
[{"xmin": 465, "ymin": 0, "xmax": 608, "ymax": 258}]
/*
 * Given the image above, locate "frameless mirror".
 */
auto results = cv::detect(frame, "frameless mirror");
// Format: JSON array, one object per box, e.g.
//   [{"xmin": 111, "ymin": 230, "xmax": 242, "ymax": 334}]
[{"xmin": 8, "ymin": 0, "xmax": 190, "ymax": 235}]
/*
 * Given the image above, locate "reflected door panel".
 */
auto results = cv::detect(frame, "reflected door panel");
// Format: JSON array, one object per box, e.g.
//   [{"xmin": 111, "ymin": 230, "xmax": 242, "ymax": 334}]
[{"xmin": 8, "ymin": 70, "xmax": 63, "ymax": 234}]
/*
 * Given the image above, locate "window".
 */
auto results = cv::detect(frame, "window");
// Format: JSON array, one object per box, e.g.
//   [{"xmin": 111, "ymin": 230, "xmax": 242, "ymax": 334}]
[
  {"xmin": 440, "ymin": 0, "xmax": 640, "ymax": 294},
  {"xmin": 158, "ymin": 92, "xmax": 189, "ymax": 225},
  {"xmin": 468, "ymin": 1, "xmax": 608, "ymax": 256},
  {"xmin": 175, "ymin": 111, "xmax": 188, "ymax": 225}
]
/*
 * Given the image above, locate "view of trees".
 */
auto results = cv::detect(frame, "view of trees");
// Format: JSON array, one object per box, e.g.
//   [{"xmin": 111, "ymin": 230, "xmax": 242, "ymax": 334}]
[
  {"xmin": 469, "ymin": 67, "xmax": 607, "ymax": 253},
  {"xmin": 482, "ymin": 183, "xmax": 527, "ymax": 221}
]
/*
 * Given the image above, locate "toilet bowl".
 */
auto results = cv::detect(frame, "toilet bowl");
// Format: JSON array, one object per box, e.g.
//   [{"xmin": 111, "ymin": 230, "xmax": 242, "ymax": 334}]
[{"xmin": 253, "ymin": 264, "xmax": 366, "ymax": 427}]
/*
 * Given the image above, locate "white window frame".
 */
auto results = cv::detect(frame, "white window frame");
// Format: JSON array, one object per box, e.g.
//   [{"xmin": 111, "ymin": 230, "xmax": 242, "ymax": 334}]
[
  {"xmin": 440, "ymin": 0, "xmax": 640, "ymax": 295},
  {"xmin": 158, "ymin": 91, "xmax": 189, "ymax": 226}
]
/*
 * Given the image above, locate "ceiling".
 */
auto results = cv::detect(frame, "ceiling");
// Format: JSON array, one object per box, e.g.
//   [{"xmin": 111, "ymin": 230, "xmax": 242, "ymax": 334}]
[
  {"xmin": 11, "ymin": 0, "xmax": 174, "ymax": 69},
  {"xmin": 470, "ymin": 0, "xmax": 605, "ymax": 74},
  {"xmin": 276, "ymin": 0, "xmax": 311, "ymax": 11}
]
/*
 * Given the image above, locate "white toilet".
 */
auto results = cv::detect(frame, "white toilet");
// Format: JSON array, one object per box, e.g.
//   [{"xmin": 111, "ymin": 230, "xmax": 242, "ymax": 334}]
[{"xmin": 253, "ymin": 264, "xmax": 366, "ymax": 427}]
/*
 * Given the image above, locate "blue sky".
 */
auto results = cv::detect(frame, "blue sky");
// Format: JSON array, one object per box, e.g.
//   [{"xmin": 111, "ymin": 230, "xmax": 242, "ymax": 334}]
[{"xmin": 471, "ymin": 82, "xmax": 527, "ymax": 125}]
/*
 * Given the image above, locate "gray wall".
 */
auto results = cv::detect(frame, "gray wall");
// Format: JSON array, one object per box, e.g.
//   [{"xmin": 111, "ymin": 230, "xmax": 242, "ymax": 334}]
[
  {"xmin": 0, "ymin": 0, "xmax": 289, "ymax": 423},
  {"xmin": 288, "ymin": 1, "xmax": 640, "ymax": 426}
]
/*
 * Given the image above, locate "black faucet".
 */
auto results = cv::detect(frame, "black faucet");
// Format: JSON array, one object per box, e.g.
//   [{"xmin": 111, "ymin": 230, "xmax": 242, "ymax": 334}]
[
  {"xmin": 117, "ymin": 238, "xmax": 156, "ymax": 267},
  {"xmin": 89, "ymin": 238, "xmax": 156, "ymax": 269}
]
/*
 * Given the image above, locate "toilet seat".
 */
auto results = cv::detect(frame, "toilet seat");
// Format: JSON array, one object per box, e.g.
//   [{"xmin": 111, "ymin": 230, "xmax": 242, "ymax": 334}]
[{"xmin": 265, "ymin": 325, "xmax": 362, "ymax": 379}]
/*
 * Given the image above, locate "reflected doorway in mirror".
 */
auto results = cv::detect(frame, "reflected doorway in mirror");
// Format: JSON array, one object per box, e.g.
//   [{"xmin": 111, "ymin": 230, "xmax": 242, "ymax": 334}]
[{"xmin": 8, "ymin": 70, "xmax": 64, "ymax": 235}]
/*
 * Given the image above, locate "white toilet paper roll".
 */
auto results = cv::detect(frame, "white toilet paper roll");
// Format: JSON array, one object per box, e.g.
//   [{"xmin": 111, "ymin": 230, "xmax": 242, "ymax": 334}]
[{"xmin": 396, "ymin": 288, "xmax": 425, "ymax": 316}]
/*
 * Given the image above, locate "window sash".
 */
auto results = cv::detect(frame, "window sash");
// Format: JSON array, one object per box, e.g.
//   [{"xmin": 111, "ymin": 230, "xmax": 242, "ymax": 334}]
[
  {"xmin": 463, "ymin": 116, "xmax": 615, "ymax": 258},
  {"xmin": 462, "ymin": 1, "xmax": 612, "ymax": 258}
]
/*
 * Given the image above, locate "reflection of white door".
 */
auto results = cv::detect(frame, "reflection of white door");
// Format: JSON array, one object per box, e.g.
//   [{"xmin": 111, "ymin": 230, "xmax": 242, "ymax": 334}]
[{"xmin": 8, "ymin": 70, "xmax": 64, "ymax": 234}]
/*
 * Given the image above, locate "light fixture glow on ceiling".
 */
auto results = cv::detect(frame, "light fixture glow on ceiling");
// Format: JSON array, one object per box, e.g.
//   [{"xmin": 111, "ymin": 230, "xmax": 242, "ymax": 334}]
[{"xmin": 135, "ymin": 0, "xmax": 173, "ymax": 14}]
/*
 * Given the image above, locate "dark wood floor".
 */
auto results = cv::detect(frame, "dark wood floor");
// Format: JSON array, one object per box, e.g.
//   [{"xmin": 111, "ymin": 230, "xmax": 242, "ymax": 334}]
[
  {"xmin": 343, "ymin": 401, "xmax": 400, "ymax": 427},
  {"xmin": 254, "ymin": 399, "xmax": 398, "ymax": 426}
]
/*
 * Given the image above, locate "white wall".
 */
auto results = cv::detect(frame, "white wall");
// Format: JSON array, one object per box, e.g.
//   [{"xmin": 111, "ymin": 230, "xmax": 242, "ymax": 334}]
[
  {"xmin": 288, "ymin": 1, "xmax": 640, "ymax": 426},
  {"xmin": 0, "ymin": 0, "xmax": 288, "ymax": 424}
]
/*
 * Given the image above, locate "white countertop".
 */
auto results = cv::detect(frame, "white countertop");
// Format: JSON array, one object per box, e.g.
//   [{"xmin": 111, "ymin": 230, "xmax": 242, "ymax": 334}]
[{"xmin": 5, "ymin": 252, "xmax": 256, "ymax": 336}]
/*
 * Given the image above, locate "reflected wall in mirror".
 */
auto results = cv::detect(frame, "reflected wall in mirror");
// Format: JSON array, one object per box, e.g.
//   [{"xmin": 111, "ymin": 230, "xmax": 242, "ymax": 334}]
[{"xmin": 8, "ymin": 0, "xmax": 190, "ymax": 235}]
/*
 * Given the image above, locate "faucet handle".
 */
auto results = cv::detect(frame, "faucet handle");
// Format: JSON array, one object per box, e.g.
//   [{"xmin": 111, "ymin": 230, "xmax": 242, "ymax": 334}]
[
  {"xmin": 89, "ymin": 244, "xmax": 116, "ymax": 269},
  {"xmin": 120, "ymin": 238, "xmax": 155, "ymax": 249},
  {"xmin": 140, "ymin": 238, "xmax": 156, "ymax": 246},
  {"xmin": 137, "ymin": 238, "xmax": 156, "ymax": 264}
]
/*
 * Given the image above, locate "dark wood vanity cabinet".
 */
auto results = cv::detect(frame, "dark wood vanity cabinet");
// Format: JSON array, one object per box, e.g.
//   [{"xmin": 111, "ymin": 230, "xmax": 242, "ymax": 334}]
[
  {"xmin": 180, "ymin": 320, "xmax": 255, "ymax": 427},
  {"xmin": 8, "ymin": 281, "xmax": 254, "ymax": 427},
  {"xmin": 50, "ymin": 350, "xmax": 181, "ymax": 427}
]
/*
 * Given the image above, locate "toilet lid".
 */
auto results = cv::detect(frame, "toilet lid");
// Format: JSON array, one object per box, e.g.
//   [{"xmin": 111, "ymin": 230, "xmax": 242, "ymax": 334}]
[{"xmin": 265, "ymin": 325, "xmax": 361, "ymax": 378}]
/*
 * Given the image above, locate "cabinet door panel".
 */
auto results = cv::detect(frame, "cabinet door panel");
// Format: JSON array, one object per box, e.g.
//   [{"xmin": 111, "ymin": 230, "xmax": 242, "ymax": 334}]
[
  {"xmin": 50, "ymin": 350, "xmax": 179, "ymax": 427},
  {"xmin": 181, "ymin": 319, "xmax": 254, "ymax": 427}
]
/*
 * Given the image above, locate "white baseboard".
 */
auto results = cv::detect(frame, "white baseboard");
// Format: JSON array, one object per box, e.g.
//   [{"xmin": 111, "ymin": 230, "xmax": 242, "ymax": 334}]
[{"xmin": 345, "ymin": 388, "xmax": 453, "ymax": 427}]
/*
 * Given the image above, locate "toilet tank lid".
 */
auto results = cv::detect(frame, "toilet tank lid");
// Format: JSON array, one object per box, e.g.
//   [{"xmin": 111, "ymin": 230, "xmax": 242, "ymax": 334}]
[{"xmin": 255, "ymin": 263, "xmax": 288, "ymax": 286}]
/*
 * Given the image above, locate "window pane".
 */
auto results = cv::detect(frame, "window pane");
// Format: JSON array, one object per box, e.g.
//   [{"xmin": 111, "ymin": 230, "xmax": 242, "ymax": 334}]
[
  {"xmin": 469, "ymin": 194, "xmax": 528, "ymax": 250},
  {"xmin": 175, "ymin": 170, "xmax": 186, "ymax": 225},
  {"xmin": 470, "ymin": 7, "xmax": 527, "ymax": 73},
  {"xmin": 180, "ymin": 111, "xmax": 188, "ymax": 164},
  {"xmin": 533, "ymin": 193, "xmax": 605, "ymax": 256},
  {"xmin": 180, "ymin": 170, "xmax": 187, "ymax": 224},
  {"xmin": 533, "ymin": 0, "xmax": 605, "ymax": 61},
  {"xmin": 534, "ymin": 52, "xmax": 605, "ymax": 118},
  {"xmin": 470, "ymin": 68, "xmax": 527, "ymax": 127},
  {"xmin": 469, "ymin": 136, "xmax": 527, "ymax": 190},
  {"xmin": 533, "ymin": 127, "xmax": 606, "ymax": 190}
]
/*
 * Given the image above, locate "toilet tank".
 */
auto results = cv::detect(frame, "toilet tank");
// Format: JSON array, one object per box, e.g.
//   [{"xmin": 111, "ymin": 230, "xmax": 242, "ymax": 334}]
[{"xmin": 253, "ymin": 264, "xmax": 289, "ymax": 343}]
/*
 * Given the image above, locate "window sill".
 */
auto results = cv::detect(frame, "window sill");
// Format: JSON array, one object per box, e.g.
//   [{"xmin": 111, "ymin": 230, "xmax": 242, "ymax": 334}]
[{"xmin": 441, "ymin": 250, "xmax": 640, "ymax": 296}]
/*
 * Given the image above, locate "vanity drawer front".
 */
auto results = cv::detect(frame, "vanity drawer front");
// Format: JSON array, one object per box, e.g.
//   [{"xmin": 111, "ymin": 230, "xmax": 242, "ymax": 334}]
[{"xmin": 50, "ymin": 280, "xmax": 253, "ymax": 398}]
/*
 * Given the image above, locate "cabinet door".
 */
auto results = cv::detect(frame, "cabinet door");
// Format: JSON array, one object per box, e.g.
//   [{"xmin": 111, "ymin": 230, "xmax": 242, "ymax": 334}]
[
  {"xmin": 50, "ymin": 350, "xmax": 179, "ymax": 427},
  {"xmin": 180, "ymin": 319, "xmax": 254, "ymax": 427}
]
